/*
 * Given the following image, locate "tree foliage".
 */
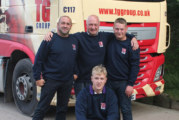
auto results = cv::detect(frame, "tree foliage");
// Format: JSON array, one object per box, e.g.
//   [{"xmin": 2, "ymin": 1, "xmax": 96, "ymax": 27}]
[
  {"xmin": 167, "ymin": 0, "xmax": 179, "ymax": 51},
  {"xmin": 164, "ymin": 0, "xmax": 179, "ymax": 90}
]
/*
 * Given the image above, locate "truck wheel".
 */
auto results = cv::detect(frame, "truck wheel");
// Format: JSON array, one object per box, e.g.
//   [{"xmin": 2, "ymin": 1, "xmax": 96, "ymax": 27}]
[{"xmin": 12, "ymin": 58, "xmax": 37, "ymax": 116}]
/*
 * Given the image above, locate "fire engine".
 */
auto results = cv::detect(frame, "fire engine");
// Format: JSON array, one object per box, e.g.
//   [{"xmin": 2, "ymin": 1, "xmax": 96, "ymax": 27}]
[{"xmin": 0, "ymin": 0, "xmax": 170, "ymax": 116}]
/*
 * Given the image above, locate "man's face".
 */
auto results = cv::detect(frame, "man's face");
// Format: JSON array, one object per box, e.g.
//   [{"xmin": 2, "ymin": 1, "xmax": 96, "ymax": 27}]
[
  {"xmin": 57, "ymin": 17, "xmax": 72, "ymax": 36},
  {"xmin": 91, "ymin": 74, "xmax": 107, "ymax": 93},
  {"xmin": 86, "ymin": 16, "xmax": 99, "ymax": 36},
  {"xmin": 113, "ymin": 23, "xmax": 127, "ymax": 40}
]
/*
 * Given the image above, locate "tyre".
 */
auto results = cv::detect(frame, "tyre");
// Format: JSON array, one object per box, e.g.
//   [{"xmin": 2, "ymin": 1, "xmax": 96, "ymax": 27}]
[{"xmin": 12, "ymin": 58, "xmax": 37, "ymax": 116}]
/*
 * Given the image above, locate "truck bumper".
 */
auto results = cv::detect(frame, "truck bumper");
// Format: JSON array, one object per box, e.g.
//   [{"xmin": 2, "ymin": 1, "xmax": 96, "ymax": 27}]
[{"xmin": 133, "ymin": 79, "xmax": 165, "ymax": 99}]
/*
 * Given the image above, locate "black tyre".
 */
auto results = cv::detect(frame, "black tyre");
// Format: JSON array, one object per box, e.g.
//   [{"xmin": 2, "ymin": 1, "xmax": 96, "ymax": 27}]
[{"xmin": 12, "ymin": 58, "xmax": 37, "ymax": 116}]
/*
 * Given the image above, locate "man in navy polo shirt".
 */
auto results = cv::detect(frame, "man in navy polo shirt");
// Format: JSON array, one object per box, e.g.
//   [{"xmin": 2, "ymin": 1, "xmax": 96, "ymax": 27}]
[
  {"xmin": 75, "ymin": 65, "xmax": 119, "ymax": 120},
  {"xmin": 106, "ymin": 18, "xmax": 140, "ymax": 120},
  {"xmin": 32, "ymin": 16, "xmax": 78, "ymax": 120}
]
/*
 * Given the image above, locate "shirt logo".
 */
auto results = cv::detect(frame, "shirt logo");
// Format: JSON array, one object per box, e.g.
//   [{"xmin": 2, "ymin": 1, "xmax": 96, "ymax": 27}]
[
  {"xmin": 101, "ymin": 103, "xmax": 106, "ymax": 110},
  {"xmin": 98, "ymin": 41, "xmax": 103, "ymax": 47},
  {"xmin": 121, "ymin": 48, "xmax": 126, "ymax": 54},
  {"xmin": 72, "ymin": 44, "xmax": 76, "ymax": 50}
]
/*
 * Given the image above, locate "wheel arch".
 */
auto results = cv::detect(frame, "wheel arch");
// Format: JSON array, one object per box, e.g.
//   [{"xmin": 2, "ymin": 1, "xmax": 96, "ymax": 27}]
[{"xmin": 4, "ymin": 50, "xmax": 35, "ymax": 102}]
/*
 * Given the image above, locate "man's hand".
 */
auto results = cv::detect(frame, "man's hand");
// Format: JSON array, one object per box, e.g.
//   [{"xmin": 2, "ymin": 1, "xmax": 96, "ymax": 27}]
[
  {"xmin": 125, "ymin": 85, "xmax": 133, "ymax": 97},
  {"xmin": 36, "ymin": 79, "xmax": 45, "ymax": 87},
  {"xmin": 44, "ymin": 32, "xmax": 53, "ymax": 41},
  {"xmin": 74, "ymin": 74, "xmax": 78, "ymax": 80},
  {"xmin": 131, "ymin": 37, "xmax": 139, "ymax": 50}
]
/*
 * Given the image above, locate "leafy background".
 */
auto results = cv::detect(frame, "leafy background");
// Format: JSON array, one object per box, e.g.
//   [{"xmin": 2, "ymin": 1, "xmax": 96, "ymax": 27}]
[{"xmin": 164, "ymin": 0, "xmax": 179, "ymax": 100}]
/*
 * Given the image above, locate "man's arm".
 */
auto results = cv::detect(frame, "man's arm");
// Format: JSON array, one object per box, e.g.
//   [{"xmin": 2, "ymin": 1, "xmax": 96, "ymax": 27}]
[
  {"xmin": 73, "ymin": 36, "xmax": 79, "ymax": 80},
  {"xmin": 75, "ymin": 90, "xmax": 88, "ymax": 120},
  {"xmin": 107, "ymin": 32, "xmax": 139, "ymax": 50},
  {"xmin": 33, "ymin": 41, "xmax": 50, "ymax": 86},
  {"xmin": 126, "ymin": 33, "xmax": 139, "ymax": 50},
  {"xmin": 131, "ymin": 37, "xmax": 139, "ymax": 50},
  {"xmin": 106, "ymin": 89, "xmax": 119, "ymax": 120},
  {"xmin": 44, "ymin": 32, "xmax": 53, "ymax": 41},
  {"xmin": 126, "ymin": 48, "xmax": 140, "ymax": 97},
  {"xmin": 73, "ymin": 63, "xmax": 79, "ymax": 80}
]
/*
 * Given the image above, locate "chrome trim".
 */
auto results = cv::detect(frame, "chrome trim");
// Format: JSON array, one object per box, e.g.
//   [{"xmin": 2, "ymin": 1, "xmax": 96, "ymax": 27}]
[
  {"xmin": 140, "ymin": 56, "xmax": 148, "ymax": 61},
  {"xmin": 137, "ymin": 74, "xmax": 144, "ymax": 78},
  {"xmin": 140, "ymin": 48, "xmax": 149, "ymax": 53},
  {"xmin": 134, "ymin": 82, "xmax": 141, "ymax": 86},
  {"xmin": 99, "ymin": 26, "xmax": 113, "ymax": 33},
  {"xmin": 127, "ymin": 27, "xmax": 156, "ymax": 40},
  {"xmin": 140, "ymin": 65, "xmax": 146, "ymax": 70},
  {"xmin": 99, "ymin": 26, "xmax": 157, "ymax": 40}
]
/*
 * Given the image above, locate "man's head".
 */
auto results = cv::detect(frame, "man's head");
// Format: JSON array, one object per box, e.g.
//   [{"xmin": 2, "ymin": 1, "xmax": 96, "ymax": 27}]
[
  {"xmin": 57, "ymin": 16, "xmax": 72, "ymax": 37},
  {"xmin": 86, "ymin": 15, "xmax": 100, "ymax": 36},
  {"xmin": 91, "ymin": 65, "xmax": 107, "ymax": 93},
  {"xmin": 113, "ymin": 18, "xmax": 128, "ymax": 41}
]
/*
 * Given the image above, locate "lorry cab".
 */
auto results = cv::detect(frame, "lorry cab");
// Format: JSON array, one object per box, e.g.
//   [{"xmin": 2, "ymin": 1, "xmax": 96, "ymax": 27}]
[{"xmin": 0, "ymin": 0, "xmax": 170, "ymax": 116}]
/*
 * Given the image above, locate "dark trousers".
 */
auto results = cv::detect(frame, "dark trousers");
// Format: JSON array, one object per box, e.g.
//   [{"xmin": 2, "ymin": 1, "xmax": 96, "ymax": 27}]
[
  {"xmin": 74, "ymin": 81, "xmax": 91, "ymax": 97},
  {"xmin": 32, "ymin": 79, "xmax": 73, "ymax": 120},
  {"xmin": 108, "ymin": 80, "xmax": 132, "ymax": 120}
]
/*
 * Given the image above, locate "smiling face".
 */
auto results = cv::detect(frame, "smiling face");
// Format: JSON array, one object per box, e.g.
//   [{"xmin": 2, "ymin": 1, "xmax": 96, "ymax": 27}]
[
  {"xmin": 57, "ymin": 16, "xmax": 72, "ymax": 37},
  {"xmin": 86, "ymin": 15, "xmax": 99, "ymax": 36},
  {"xmin": 91, "ymin": 73, "xmax": 107, "ymax": 94},
  {"xmin": 113, "ymin": 22, "xmax": 127, "ymax": 41},
  {"xmin": 113, "ymin": 18, "xmax": 128, "ymax": 41}
]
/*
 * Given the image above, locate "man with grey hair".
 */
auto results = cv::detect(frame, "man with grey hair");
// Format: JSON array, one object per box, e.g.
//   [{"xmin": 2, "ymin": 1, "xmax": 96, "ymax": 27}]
[{"xmin": 44, "ymin": 15, "xmax": 138, "ymax": 97}]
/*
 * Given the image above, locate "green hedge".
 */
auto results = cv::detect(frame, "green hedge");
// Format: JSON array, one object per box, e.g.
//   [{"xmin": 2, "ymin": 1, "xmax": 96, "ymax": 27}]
[{"xmin": 164, "ymin": 0, "xmax": 179, "ymax": 99}]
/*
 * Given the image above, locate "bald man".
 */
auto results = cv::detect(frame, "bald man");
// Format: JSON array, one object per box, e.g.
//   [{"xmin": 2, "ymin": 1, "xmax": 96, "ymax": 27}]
[{"xmin": 32, "ymin": 16, "xmax": 78, "ymax": 120}]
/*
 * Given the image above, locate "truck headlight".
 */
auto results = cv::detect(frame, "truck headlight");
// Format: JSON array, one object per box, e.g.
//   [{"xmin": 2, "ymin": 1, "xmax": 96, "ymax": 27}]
[{"xmin": 154, "ymin": 65, "xmax": 163, "ymax": 82}]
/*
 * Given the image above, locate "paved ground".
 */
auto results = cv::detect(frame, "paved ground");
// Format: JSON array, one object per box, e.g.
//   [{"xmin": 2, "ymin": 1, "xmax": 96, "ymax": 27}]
[{"xmin": 0, "ymin": 93, "xmax": 179, "ymax": 120}]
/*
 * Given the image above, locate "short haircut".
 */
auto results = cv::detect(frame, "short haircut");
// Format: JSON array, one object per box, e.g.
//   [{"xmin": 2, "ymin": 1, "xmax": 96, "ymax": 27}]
[
  {"xmin": 86, "ymin": 15, "xmax": 100, "ymax": 25},
  {"xmin": 92, "ymin": 64, "xmax": 107, "ymax": 76},
  {"xmin": 114, "ymin": 18, "xmax": 127, "ymax": 26},
  {"xmin": 57, "ymin": 15, "xmax": 72, "ymax": 24}
]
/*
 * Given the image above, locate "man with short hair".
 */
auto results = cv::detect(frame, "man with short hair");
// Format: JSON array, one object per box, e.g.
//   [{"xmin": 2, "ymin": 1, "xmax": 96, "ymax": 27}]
[
  {"xmin": 106, "ymin": 18, "xmax": 140, "ymax": 120},
  {"xmin": 44, "ymin": 15, "xmax": 139, "ymax": 97},
  {"xmin": 75, "ymin": 65, "xmax": 119, "ymax": 120},
  {"xmin": 32, "ymin": 16, "xmax": 78, "ymax": 120}
]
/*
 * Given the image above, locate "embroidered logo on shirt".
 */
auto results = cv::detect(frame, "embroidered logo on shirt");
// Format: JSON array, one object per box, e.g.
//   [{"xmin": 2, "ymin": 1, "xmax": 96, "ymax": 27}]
[
  {"xmin": 72, "ymin": 44, "xmax": 76, "ymax": 50},
  {"xmin": 121, "ymin": 48, "xmax": 126, "ymax": 54},
  {"xmin": 101, "ymin": 103, "xmax": 106, "ymax": 110},
  {"xmin": 98, "ymin": 41, "xmax": 103, "ymax": 47}
]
